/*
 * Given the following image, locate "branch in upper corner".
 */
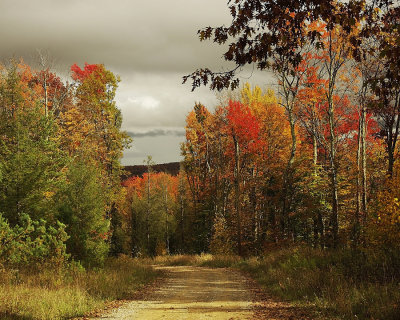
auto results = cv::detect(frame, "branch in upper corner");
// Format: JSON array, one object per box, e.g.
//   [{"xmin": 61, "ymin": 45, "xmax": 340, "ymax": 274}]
[{"xmin": 182, "ymin": 67, "xmax": 241, "ymax": 92}]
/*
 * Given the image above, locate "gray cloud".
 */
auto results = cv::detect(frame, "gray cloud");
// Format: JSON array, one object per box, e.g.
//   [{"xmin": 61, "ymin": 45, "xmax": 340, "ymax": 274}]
[
  {"xmin": 0, "ymin": 0, "xmax": 233, "ymax": 73},
  {"xmin": 0, "ymin": 0, "xmax": 275, "ymax": 165},
  {"xmin": 122, "ymin": 135, "xmax": 184, "ymax": 166},
  {"xmin": 127, "ymin": 128, "xmax": 185, "ymax": 138}
]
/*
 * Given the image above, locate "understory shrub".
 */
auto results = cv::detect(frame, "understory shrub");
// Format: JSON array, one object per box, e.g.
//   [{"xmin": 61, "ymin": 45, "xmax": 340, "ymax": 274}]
[{"xmin": 0, "ymin": 213, "xmax": 68, "ymax": 268}]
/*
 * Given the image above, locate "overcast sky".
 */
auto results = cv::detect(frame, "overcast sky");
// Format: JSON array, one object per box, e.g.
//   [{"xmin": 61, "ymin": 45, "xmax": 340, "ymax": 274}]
[{"xmin": 0, "ymin": 0, "xmax": 274, "ymax": 165}]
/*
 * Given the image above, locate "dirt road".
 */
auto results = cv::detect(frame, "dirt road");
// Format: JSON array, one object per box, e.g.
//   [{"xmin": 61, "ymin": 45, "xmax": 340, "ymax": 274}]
[{"xmin": 96, "ymin": 266, "xmax": 254, "ymax": 320}]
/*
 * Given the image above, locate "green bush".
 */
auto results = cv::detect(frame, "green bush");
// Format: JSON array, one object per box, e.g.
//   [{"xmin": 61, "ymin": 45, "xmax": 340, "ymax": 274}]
[
  {"xmin": 0, "ymin": 213, "xmax": 68, "ymax": 268},
  {"xmin": 57, "ymin": 159, "xmax": 110, "ymax": 268}
]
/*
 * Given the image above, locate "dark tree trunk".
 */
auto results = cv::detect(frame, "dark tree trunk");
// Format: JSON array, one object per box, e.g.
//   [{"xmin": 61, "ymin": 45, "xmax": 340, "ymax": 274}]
[{"xmin": 233, "ymin": 134, "xmax": 242, "ymax": 256}]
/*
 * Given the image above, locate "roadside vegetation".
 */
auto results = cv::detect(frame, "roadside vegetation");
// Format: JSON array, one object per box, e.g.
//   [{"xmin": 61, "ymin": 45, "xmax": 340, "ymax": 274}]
[
  {"xmin": 238, "ymin": 248, "xmax": 400, "ymax": 320},
  {"xmin": 2, "ymin": 250, "xmax": 397, "ymax": 320},
  {"xmin": 0, "ymin": 256, "xmax": 160, "ymax": 320}
]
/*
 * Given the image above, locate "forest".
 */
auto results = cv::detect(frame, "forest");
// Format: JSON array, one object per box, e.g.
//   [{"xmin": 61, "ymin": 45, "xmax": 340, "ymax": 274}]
[
  {"xmin": 1, "ymin": 0, "xmax": 400, "ymax": 319},
  {"xmin": 125, "ymin": 20, "xmax": 400, "ymax": 258}
]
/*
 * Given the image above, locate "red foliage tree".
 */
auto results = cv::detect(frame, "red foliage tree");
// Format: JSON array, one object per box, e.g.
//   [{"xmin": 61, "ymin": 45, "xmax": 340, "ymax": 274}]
[{"xmin": 70, "ymin": 63, "xmax": 100, "ymax": 82}]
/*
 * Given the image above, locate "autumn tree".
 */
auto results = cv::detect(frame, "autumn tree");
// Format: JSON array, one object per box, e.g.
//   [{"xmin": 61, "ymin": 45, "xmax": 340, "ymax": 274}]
[
  {"xmin": 124, "ymin": 172, "xmax": 179, "ymax": 256},
  {"xmin": 181, "ymin": 103, "xmax": 219, "ymax": 252},
  {"xmin": 240, "ymin": 84, "xmax": 289, "ymax": 247},
  {"xmin": 371, "ymin": 5, "xmax": 400, "ymax": 176},
  {"xmin": 181, "ymin": 85, "xmax": 293, "ymax": 254},
  {"xmin": 68, "ymin": 63, "xmax": 131, "ymax": 258}
]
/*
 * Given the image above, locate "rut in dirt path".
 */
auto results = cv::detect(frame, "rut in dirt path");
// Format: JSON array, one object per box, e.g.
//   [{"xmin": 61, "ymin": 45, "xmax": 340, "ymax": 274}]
[{"xmin": 96, "ymin": 265, "xmax": 254, "ymax": 320}]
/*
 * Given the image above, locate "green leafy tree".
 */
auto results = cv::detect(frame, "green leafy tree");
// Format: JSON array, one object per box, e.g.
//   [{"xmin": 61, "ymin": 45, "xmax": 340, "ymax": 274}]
[
  {"xmin": 0, "ymin": 61, "xmax": 66, "ymax": 226},
  {"xmin": 57, "ymin": 158, "xmax": 109, "ymax": 267}
]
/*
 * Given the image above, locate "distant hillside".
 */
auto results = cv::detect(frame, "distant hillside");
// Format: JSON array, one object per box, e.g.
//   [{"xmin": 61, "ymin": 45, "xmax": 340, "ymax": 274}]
[{"xmin": 123, "ymin": 162, "xmax": 181, "ymax": 178}]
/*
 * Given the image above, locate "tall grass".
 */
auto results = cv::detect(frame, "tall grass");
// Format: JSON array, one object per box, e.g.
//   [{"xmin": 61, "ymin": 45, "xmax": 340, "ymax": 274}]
[
  {"xmin": 145, "ymin": 253, "xmax": 241, "ymax": 268},
  {"xmin": 0, "ymin": 255, "xmax": 160, "ymax": 320}
]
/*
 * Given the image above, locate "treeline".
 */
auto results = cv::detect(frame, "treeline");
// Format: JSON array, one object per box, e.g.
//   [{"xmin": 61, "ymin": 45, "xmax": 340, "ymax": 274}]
[
  {"xmin": 123, "ymin": 162, "xmax": 180, "ymax": 179},
  {"xmin": 0, "ymin": 60, "xmax": 130, "ymax": 268}
]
